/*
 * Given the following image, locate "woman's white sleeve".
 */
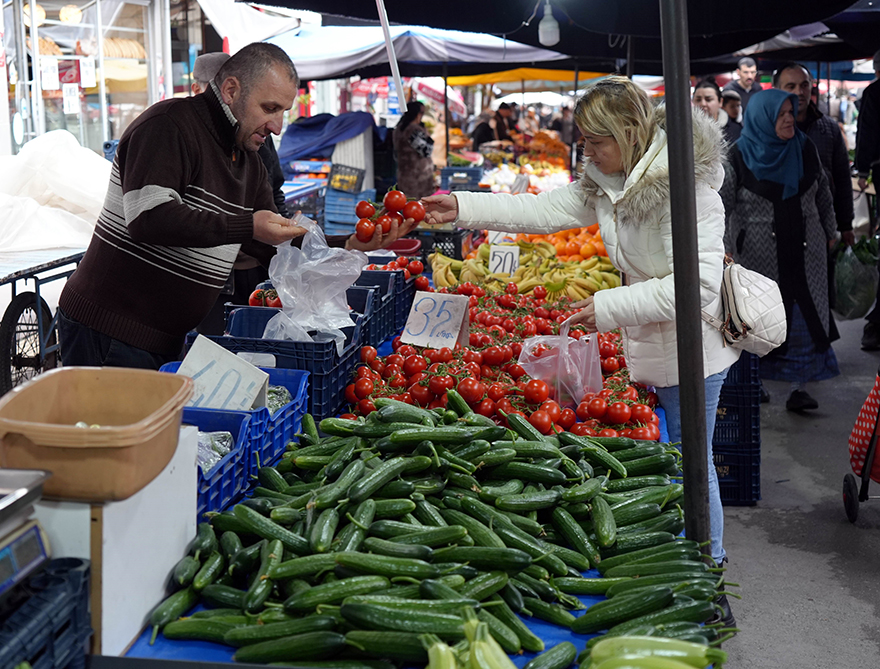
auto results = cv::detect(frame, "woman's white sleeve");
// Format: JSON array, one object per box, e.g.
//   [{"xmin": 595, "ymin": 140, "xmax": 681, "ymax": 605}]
[
  {"xmin": 594, "ymin": 185, "xmax": 726, "ymax": 331},
  {"xmin": 454, "ymin": 183, "xmax": 597, "ymax": 234}
]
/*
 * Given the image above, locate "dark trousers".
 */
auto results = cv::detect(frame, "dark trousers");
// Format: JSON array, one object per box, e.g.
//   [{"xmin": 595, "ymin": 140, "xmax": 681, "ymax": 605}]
[{"xmin": 57, "ymin": 308, "xmax": 178, "ymax": 370}]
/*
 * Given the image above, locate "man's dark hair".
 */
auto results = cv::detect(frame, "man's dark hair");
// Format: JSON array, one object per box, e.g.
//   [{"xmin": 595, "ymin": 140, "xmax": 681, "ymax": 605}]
[
  {"xmin": 214, "ymin": 43, "xmax": 298, "ymax": 100},
  {"xmin": 737, "ymin": 57, "xmax": 757, "ymax": 69},
  {"xmin": 772, "ymin": 62, "xmax": 811, "ymax": 87},
  {"xmin": 498, "ymin": 102, "xmax": 511, "ymax": 111}
]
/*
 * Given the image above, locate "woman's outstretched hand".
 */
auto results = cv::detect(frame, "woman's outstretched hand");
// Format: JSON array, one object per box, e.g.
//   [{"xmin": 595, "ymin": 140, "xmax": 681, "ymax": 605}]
[{"xmin": 422, "ymin": 194, "xmax": 459, "ymax": 226}]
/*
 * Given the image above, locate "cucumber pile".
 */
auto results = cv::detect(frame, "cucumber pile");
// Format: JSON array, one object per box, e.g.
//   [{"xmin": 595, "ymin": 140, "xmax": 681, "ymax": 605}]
[{"xmin": 149, "ymin": 394, "xmax": 737, "ymax": 667}]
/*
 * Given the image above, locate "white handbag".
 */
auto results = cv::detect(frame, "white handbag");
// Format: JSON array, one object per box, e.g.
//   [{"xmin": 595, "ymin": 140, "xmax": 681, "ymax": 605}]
[{"xmin": 701, "ymin": 260, "xmax": 788, "ymax": 356}]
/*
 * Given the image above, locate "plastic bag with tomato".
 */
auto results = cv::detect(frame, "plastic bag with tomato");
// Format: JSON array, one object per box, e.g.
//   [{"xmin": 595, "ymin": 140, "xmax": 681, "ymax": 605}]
[
  {"xmin": 517, "ymin": 319, "xmax": 602, "ymax": 408},
  {"xmin": 263, "ymin": 215, "xmax": 368, "ymax": 354}
]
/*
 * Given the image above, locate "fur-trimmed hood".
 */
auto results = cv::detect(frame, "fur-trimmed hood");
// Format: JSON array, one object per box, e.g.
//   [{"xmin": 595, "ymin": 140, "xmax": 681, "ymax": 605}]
[{"xmin": 578, "ymin": 105, "xmax": 727, "ymax": 225}]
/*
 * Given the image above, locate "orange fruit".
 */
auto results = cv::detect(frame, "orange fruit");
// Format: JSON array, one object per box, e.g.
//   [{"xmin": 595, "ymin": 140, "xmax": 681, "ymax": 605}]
[
  {"xmin": 568, "ymin": 254, "xmax": 583, "ymax": 263},
  {"xmin": 554, "ymin": 242, "xmax": 567, "ymax": 255},
  {"xmin": 580, "ymin": 242, "xmax": 597, "ymax": 258},
  {"xmin": 594, "ymin": 240, "xmax": 607, "ymax": 256},
  {"xmin": 565, "ymin": 240, "xmax": 581, "ymax": 256},
  {"xmin": 587, "ymin": 223, "xmax": 600, "ymax": 235}
]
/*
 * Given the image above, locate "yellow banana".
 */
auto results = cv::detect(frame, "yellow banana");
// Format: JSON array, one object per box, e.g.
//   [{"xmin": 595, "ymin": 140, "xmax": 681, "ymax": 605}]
[
  {"xmin": 601, "ymin": 271, "xmax": 621, "ymax": 288},
  {"xmin": 478, "ymin": 243, "xmax": 491, "ymax": 262},
  {"xmin": 517, "ymin": 278, "xmax": 543, "ymax": 294},
  {"xmin": 580, "ymin": 256, "xmax": 601, "ymax": 271}
]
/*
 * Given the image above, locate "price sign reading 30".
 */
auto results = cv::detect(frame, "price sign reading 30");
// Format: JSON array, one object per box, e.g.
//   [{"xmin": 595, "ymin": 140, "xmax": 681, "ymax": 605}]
[
  {"xmin": 489, "ymin": 245, "xmax": 520, "ymax": 275},
  {"xmin": 400, "ymin": 291, "xmax": 470, "ymax": 349}
]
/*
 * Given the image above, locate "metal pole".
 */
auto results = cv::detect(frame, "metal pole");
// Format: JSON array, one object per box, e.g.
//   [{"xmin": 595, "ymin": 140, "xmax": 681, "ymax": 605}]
[
  {"xmin": 375, "ymin": 0, "xmax": 405, "ymax": 119},
  {"xmin": 626, "ymin": 36, "xmax": 636, "ymax": 79},
  {"xmin": 571, "ymin": 65, "xmax": 579, "ymax": 173},
  {"xmin": 658, "ymin": 0, "xmax": 711, "ymax": 553},
  {"xmin": 28, "ymin": 0, "xmax": 44, "ymax": 136},
  {"xmin": 96, "ymin": 0, "xmax": 109, "ymax": 142},
  {"xmin": 444, "ymin": 63, "xmax": 450, "ymax": 168}
]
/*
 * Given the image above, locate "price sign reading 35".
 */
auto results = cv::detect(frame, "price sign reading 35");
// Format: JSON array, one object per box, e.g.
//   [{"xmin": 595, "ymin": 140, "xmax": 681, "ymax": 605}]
[
  {"xmin": 400, "ymin": 291, "xmax": 470, "ymax": 349},
  {"xmin": 489, "ymin": 245, "xmax": 520, "ymax": 275}
]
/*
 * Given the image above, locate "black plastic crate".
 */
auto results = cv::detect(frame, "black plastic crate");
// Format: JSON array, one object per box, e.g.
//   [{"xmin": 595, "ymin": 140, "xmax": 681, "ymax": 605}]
[
  {"xmin": 440, "ymin": 166, "xmax": 483, "ymax": 190},
  {"xmin": 328, "ymin": 163, "xmax": 366, "ymax": 193},
  {"xmin": 724, "ymin": 352, "xmax": 760, "ymax": 387},
  {"xmin": 407, "ymin": 228, "xmax": 475, "ymax": 267},
  {"xmin": 714, "ymin": 444, "xmax": 761, "ymax": 505},
  {"xmin": 395, "ymin": 276, "xmax": 417, "ymax": 331},
  {"xmin": 354, "ymin": 272, "xmax": 395, "ymax": 343},
  {"xmin": 347, "ymin": 286, "xmax": 377, "ymax": 347},
  {"xmin": 0, "ymin": 558, "xmax": 92, "ymax": 669},
  {"xmin": 713, "ymin": 385, "xmax": 761, "ymax": 447}
]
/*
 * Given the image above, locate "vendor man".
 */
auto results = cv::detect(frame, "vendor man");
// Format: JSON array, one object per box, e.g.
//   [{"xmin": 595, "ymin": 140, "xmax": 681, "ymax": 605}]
[{"xmin": 57, "ymin": 43, "xmax": 413, "ymax": 369}]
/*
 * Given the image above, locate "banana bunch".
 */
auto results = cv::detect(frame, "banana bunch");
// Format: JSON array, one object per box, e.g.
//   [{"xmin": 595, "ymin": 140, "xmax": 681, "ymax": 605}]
[{"xmin": 428, "ymin": 252, "xmax": 463, "ymax": 288}]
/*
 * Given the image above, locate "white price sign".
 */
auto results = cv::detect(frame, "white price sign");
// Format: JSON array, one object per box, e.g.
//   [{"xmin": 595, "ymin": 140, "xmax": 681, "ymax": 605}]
[
  {"xmin": 486, "ymin": 230, "xmax": 509, "ymax": 244},
  {"xmin": 489, "ymin": 245, "xmax": 520, "ymax": 275},
  {"xmin": 400, "ymin": 291, "xmax": 470, "ymax": 349},
  {"xmin": 177, "ymin": 335, "xmax": 269, "ymax": 411},
  {"xmin": 62, "ymin": 83, "xmax": 79, "ymax": 114},
  {"xmin": 79, "ymin": 58, "xmax": 97, "ymax": 88},
  {"xmin": 40, "ymin": 58, "xmax": 60, "ymax": 90}
]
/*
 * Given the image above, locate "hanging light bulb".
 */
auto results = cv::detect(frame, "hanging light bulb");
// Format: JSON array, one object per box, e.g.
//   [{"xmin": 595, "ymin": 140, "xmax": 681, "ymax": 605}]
[
  {"xmin": 59, "ymin": 5, "xmax": 83, "ymax": 24},
  {"xmin": 23, "ymin": 3, "xmax": 47, "ymax": 27},
  {"xmin": 538, "ymin": 0, "xmax": 560, "ymax": 47}
]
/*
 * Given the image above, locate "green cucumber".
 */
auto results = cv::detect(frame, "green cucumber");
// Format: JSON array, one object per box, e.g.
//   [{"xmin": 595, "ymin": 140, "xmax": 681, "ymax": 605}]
[
  {"xmin": 284, "ymin": 575, "xmax": 389, "ymax": 612},
  {"xmin": 232, "ymin": 631, "xmax": 347, "ymax": 664},
  {"xmin": 479, "ymin": 608, "xmax": 521, "ymax": 653},
  {"xmin": 430, "ymin": 546, "xmax": 532, "ymax": 573},
  {"xmin": 228, "ymin": 542, "xmax": 262, "ymax": 580},
  {"xmin": 488, "ymin": 595, "xmax": 545, "ymax": 652},
  {"xmin": 390, "ymin": 525, "xmax": 467, "ymax": 547},
  {"xmin": 522, "ymin": 597, "xmax": 576, "ymax": 628},
  {"xmin": 388, "ymin": 426, "xmax": 496, "ymax": 446},
  {"xmin": 258, "ymin": 466, "xmax": 289, "ymax": 493},
  {"xmin": 496, "ymin": 489, "xmax": 561, "ymax": 512},
  {"xmin": 348, "ymin": 458, "xmax": 410, "ymax": 503},
  {"xmin": 412, "ymin": 499, "xmax": 449, "ymax": 527},
  {"xmin": 219, "ymin": 532, "xmax": 243, "ymax": 560},
  {"xmin": 373, "ymin": 498, "xmax": 417, "ymax": 519},
  {"xmin": 310, "ymin": 508, "xmax": 340, "ymax": 554},
  {"xmin": 192, "ymin": 551, "xmax": 225, "ymax": 591},
  {"xmin": 551, "ymin": 507, "xmax": 601, "ymax": 567},
  {"xmin": 334, "ymin": 552, "xmax": 440, "ymax": 579},
  {"xmin": 491, "ymin": 461, "xmax": 566, "ymax": 486},
  {"xmin": 190, "ymin": 522, "xmax": 218, "ymax": 560},
  {"xmin": 162, "ymin": 619, "xmax": 238, "ymax": 644},
  {"xmin": 604, "ymin": 475, "xmax": 672, "ymax": 492},
  {"xmin": 591, "ymin": 496, "xmax": 618, "ymax": 548},
  {"xmin": 362, "ymin": 537, "xmax": 433, "ymax": 561},
  {"xmin": 343, "ymin": 631, "xmax": 428, "ymax": 664},
  {"xmin": 474, "ymin": 448, "xmax": 517, "ymax": 467},
  {"xmin": 478, "ymin": 479, "xmax": 524, "ymax": 504},
  {"xmin": 606, "ymin": 599, "xmax": 717, "ymax": 636},
  {"xmin": 561, "ymin": 477, "xmax": 606, "ymax": 503},
  {"xmin": 339, "ymin": 602, "xmax": 465, "ymax": 636},
  {"xmin": 457, "ymin": 571, "xmax": 509, "ymax": 601},
  {"xmin": 268, "ymin": 553, "xmax": 340, "ymax": 580},
  {"xmin": 438, "ymin": 509, "xmax": 506, "ymax": 549},
  {"xmin": 334, "ymin": 500, "xmax": 376, "ymax": 553},
  {"xmin": 233, "ymin": 505, "xmax": 309, "ymax": 555},
  {"xmin": 242, "ymin": 539, "xmax": 282, "ymax": 613},
  {"xmin": 623, "ymin": 453, "xmax": 679, "ymax": 477},
  {"xmin": 148, "ymin": 587, "xmax": 199, "ymax": 644},
  {"xmin": 599, "ymin": 531, "xmax": 677, "ymax": 558},
  {"xmin": 200, "ymin": 584, "xmax": 245, "ymax": 609},
  {"xmin": 319, "ymin": 417, "xmax": 359, "ymax": 437},
  {"xmin": 571, "ymin": 585, "xmax": 675, "ymax": 634},
  {"xmin": 553, "ymin": 576, "xmax": 632, "ymax": 595},
  {"xmin": 523, "ymin": 641, "xmax": 578, "ymax": 669},
  {"xmin": 172, "ymin": 556, "xmax": 200, "ymax": 588}
]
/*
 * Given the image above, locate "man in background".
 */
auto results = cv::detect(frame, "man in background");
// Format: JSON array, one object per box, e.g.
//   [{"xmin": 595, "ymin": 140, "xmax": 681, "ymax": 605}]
[
  {"xmin": 723, "ymin": 57, "xmax": 763, "ymax": 114},
  {"xmin": 720, "ymin": 90, "xmax": 742, "ymax": 142}
]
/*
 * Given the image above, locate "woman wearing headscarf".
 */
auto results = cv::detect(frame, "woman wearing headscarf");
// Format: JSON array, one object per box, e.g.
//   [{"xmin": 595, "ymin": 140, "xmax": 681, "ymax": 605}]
[
  {"xmin": 720, "ymin": 89, "xmax": 839, "ymax": 412},
  {"xmin": 393, "ymin": 101, "xmax": 435, "ymax": 199}
]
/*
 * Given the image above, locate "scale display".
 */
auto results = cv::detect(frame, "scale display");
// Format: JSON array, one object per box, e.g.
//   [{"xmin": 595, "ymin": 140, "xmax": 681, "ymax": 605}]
[{"xmin": 0, "ymin": 522, "xmax": 48, "ymax": 597}]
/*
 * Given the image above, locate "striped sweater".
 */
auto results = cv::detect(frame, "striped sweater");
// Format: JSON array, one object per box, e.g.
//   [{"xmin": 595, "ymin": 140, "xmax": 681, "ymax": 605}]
[{"xmin": 60, "ymin": 83, "xmax": 277, "ymax": 355}]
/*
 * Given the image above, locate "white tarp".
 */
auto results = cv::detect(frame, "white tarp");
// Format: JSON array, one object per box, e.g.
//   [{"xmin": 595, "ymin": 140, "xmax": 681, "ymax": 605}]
[
  {"xmin": 0, "ymin": 130, "xmax": 109, "ymax": 253},
  {"xmin": 197, "ymin": 0, "xmax": 302, "ymax": 55},
  {"xmin": 268, "ymin": 24, "xmax": 569, "ymax": 81}
]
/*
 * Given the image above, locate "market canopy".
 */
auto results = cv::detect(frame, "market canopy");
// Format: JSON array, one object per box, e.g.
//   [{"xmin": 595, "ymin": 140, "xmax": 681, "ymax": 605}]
[
  {"xmin": 267, "ymin": 23, "xmax": 570, "ymax": 81},
  {"xmin": 447, "ymin": 68, "xmax": 606, "ymax": 87}
]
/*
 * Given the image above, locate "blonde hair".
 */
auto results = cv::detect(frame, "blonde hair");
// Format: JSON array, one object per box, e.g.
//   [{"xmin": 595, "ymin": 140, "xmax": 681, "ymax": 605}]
[{"xmin": 574, "ymin": 76, "xmax": 655, "ymax": 176}]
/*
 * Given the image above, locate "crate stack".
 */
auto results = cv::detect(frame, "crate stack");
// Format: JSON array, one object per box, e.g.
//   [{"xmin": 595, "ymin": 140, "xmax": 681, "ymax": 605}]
[
  {"xmin": 324, "ymin": 187, "xmax": 377, "ymax": 236},
  {"xmin": 440, "ymin": 166, "xmax": 485, "ymax": 191},
  {"xmin": 407, "ymin": 228, "xmax": 476, "ymax": 268},
  {"xmin": 712, "ymin": 352, "xmax": 761, "ymax": 505}
]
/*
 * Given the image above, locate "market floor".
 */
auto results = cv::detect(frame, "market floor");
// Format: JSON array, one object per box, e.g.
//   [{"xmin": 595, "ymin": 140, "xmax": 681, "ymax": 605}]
[{"xmin": 722, "ymin": 316, "xmax": 880, "ymax": 667}]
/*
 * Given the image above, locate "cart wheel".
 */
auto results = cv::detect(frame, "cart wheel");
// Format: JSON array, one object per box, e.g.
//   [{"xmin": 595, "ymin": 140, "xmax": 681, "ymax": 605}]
[
  {"xmin": 0, "ymin": 293, "xmax": 57, "ymax": 395},
  {"xmin": 843, "ymin": 473, "xmax": 860, "ymax": 524}
]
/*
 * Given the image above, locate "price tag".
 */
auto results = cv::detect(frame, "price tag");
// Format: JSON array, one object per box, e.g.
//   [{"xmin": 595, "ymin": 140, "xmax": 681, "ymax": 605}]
[
  {"xmin": 62, "ymin": 83, "xmax": 79, "ymax": 114},
  {"xmin": 486, "ymin": 230, "xmax": 509, "ymax": 244},
  {"xmin": 40, "ymin": 58, "xmax": 60, "ymax": 90},
  {"xmin": 400, "ymin": 291, "xmax": 469, "ymax": 349},
  {"xmin": 489, "ymin": 245, "xmax": 520, "ymax": 275},
  {"xmin": 176, "ymin": 335, "xmax": 269, "ymax": 411},
  {"xmin": 79, "ymin": 58, "xmax": 97, "ymax": 88}
]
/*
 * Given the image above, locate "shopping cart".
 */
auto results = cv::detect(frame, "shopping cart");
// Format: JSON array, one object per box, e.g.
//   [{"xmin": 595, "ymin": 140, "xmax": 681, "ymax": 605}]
[{"xmin": 843, "ymin": 363, "xmax": 880, "ymax": 522}]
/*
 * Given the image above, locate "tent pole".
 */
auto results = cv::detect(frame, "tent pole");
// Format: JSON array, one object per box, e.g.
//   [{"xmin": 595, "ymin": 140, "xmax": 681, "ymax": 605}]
[
  {"xmin": 626, "ymin": 36, "xmax": 636, "ymax": 79},
  {"xmin": 658, "ymin": 0, "xmax": 711, "ymax": 555},
  {"xmin": 571, "ymin": 65, "xmax": 580, "ymax": 174},
  {"xmin": 444, "ymin": 63, "xmax": 450, "ymax": 168},
  {"xmin": 375, "ymin": 0, "xmax": 405, "ymax": 119}
]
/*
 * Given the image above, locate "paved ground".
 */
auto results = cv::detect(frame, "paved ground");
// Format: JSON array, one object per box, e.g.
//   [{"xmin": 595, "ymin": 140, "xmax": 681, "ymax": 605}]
[{"xmin": 722, "ymin": 316, "xmax": 880, "ymax": 667}]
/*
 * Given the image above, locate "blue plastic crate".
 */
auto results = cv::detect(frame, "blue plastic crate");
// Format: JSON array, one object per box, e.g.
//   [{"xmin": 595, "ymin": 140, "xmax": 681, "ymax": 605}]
[
  {"xmin": 180, "ymin": 408, "xmax": 251, "ymax": 517},
  {"xmin": 724, "ymin": 352, "xmax": 760, "ymax": 387},
  {"xmin": 324, "ymin": 188, "xmax": 376, "ymax": 225},
  {"xmin": 347, "ymin": 286, "xmax": 378, "ymax": 347},
  {"xmin": 713, "ymin": 385, "xmax": 761, "ymax": 448},
  {"xmin": 355, "ymin": 272, "xmax": 395, "ymax": 343},
  {"xmin": 0, "ymin": 558, "xmax": 91, "ymax": 669},
  {"xmin": 440, "ymin": 167, "xmax": 483, "ymax": 190},
  {"xmin": 358, "ymin": 268, "xmax": 414, "ymax": 333},
  {"xmin": 323, "ymin": 221, "xmax": 356, "ymax": 237},
  {"xmin": 714, "ymin": 444, "xmax": 761, "ymax": 506}
]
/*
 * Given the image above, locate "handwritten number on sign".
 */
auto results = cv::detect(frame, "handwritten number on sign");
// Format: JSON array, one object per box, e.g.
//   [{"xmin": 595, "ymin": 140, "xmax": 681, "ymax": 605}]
[
  {"xmin": 405, "ymin": 296, "xmax": 437, "ymax": 338},
  {"xmin": 489, "ymin": 247, "xmax": 518, "ymax": 274},
  {"xmin": 430, "ymin": 300, "xmax": 454, "ymax": 336},
  {"xmin": 405, "ymin": 296, "xmax": 458, "ymax": 338}
]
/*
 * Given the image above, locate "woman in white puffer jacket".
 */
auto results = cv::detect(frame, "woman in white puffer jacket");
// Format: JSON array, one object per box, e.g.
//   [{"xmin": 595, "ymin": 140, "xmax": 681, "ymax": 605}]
[{"xmin": 424, "ymin": 77, "xmax": 739, "ymax": 615}]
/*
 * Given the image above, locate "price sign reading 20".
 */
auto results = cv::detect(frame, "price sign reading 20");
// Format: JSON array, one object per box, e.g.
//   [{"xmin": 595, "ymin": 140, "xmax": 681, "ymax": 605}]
[{"xmin": 401, "ymin": 291, "xmax": 470, "ymax": 348}]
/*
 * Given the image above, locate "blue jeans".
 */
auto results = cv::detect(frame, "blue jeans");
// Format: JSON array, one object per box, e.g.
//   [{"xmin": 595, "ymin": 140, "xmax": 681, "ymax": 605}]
[{"xmin": 656, "ymin": 368, "xmax": 729, "ymax": 562}]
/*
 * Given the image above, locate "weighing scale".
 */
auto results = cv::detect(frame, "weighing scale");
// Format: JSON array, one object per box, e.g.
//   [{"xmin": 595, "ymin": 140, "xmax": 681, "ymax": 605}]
[{"xmin": 0, "ymin": 470, "xmax": 52, "ymax": 608}]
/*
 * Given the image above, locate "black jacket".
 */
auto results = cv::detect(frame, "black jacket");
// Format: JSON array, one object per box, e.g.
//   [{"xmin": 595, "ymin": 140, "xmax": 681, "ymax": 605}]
[
  {"xmin": 799, "ymin": 103, "xmax": 853, "ymax": 232},
  {"xmin": 259, "ymin": 139, "xmax": 290, "ymax": 218},
  {"xmin": 856, "ymin": 79, "xmax": 880, "ymax": 180}
]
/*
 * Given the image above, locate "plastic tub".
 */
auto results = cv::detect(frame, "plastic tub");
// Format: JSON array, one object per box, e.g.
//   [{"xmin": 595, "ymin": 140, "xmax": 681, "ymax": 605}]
[{"xmin": 0, "ymin": 368, "xmax": 193, "ymax": 502}]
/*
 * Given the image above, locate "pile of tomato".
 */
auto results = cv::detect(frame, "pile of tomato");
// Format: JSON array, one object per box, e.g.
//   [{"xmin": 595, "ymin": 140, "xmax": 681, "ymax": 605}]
[
  {"xmin": 354, "ymin": 189, "xmax": 427, "ymax": 243},
  {"xmin": 363, "ymin": 255, "xmax": 431, "ymax": 293},
  {"xmin": 342, "ymin": 287, "xmax": 663, "ymax": 440}
]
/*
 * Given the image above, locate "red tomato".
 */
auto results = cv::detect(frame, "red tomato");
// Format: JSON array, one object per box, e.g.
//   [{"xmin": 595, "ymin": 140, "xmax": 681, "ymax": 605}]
[
  {"xmin": 345, "ymin": 383, "xmax": 359, "ymax": 405},
  {"xmin": 630, "ymin": 403, "xmax": 654, "ymax": 424},
  {"xmin": 383, "ymin": 189, "xmax": 407, "ymax": 212},
  {"xmin": 464, "ymin": 362, "xmax": 482, "ymax": 378},
  {"xmin": 496, "ymin": 398, "xmax": 516, "ymax": 415},
  {"xmin": 587, "ymin": 398, "xmax": 608, "ymax": 420},
  {"xmin": 360, "ymin": 346, "xmax": 378, "ymax": 364},
  {"xmin": 482, "ymin": 347, "xmax": 505, "ymax": 367},
  {"xmin": 408, "ymin": 371, "xmax": 428, "ymax": 386},
  {"xmin": 520, "ymin": 322, "xmax": 537, "ymax": 337},
  {"xmin": 469, "ymin": 332, "xmax": 483, "ymax": 347},
  {"xmin": 502, "ymin": 318, "xmax": 517, "ymax": 332},
  {"xmin": 571, "ymin": 423, "xmax": 596, "ymax": 436},
  {"xmin": 414, "ymin": 275, "xmax": 431, "ymax": 291},
  {"xmin": 356, "ymin": 365, "xmax": 375, "ymax": 379},
  {"xmin": 646, "ymin": 391, "xmax": 659, "ymax": 408},
  {"xmin": 355, "ymin": 201, "xmax": 376, "ymax": 219},
  {"xmin": 598, "ymin": 428, "xmax": 619, "ymax": 438},
  {"xmin": 532, "ymin": 285, "xmax": 548, "ymax": 299},
  {"xmin": 424, "ymin": 349, "xmax": 442, "ymax": 364},
  {"xmin": 507, "ymin": 364, "xmax": 526, "ymax": 380},
  {"xmin": 481, "ymin": 365, "xmax": 498, "ymax": 380},
  {"xmin": 403, "ymin": 268, "xmax": 411, "ymax": 280},
  {"xmin": 382, "ymin": 364, "xmax": 402, "ymax": 379},
  {"xmin": 457, "ymin": 377, "xmax": 487, "ymax": 404},
  {"xmin": 576, "ymin": 402, "xmax": 592, "ymax": 421},
  {"xmin": 437, "ymin": 347, "xmax": 454, "ymax": 363},
  {"xmin": 354, "ymin": 378, "xmax": 374, "ymax": 399},
  {"xmin": 601, "ymin": 357, "xmax": 620, "ymax": 374},
  {"xmin": 375, "ymin": 215, "xmax": 393, "ymax": 234},
  {"xmin": 462, "ymin": 349, "xmax": 483, "ymax": 365},
  {"xmin": 620, "ymin": 386, "xmax": 640, "ymax": 402},
  {"xmin": 396, "ymin": 256, "xmax": 410, "ymax": 269},
  {"xmin": 266, "ymin": 294, "xmax": 282, "ymax": 308},
  {"xmin": 528, "ymin": 410, "xmax": 552, "ymax": 434},
  {"xmin": 487, "ymin": 383, "xmax": 508, "ymax": 402},
  {"xmin": 355, "ymin": 219, "xmax": 376, "ymax": 242},
  {"xmin": 392, "ymin": 336, "xmax": 402, "ymax": 351},
  {"xmin": 402, "ymin": 200, "xmax": 426, "ymax": 222},
  {"xmin": 402, "ymin": 355, "xmax": 427, "ymax": 377},
  {"xmin": 558, "ymin": 408, "xmax": 577, "ymax": 430},
  {"xmin": 358, "ymin": 398, "xmax": 376, "ymax": 414},
  {"xmin": 606, "ymin": 402, "xmax": 632, "ymax": 425},
  {"xmin": 645, "ymin": 422, "xmax": 661, "ymax": 440},
  {"xmin": 599, "ymin": 341, "xmax": 619, "ymax": 358},
  {"xmin": 339, "ymin": 413, "xmax": 358, "ymax": 420},
  {"xmin": 524, "ymin": 379, "xmax": 550, "ymax": 405},
  {"xmin": 396, "ymin": 345, "xmax": 417, "ymax": 358},
  {"xmin": 510, "ymin": 341, "xmax": 523, "ymax": 358},
  {"xmin": 388, "ymin": 373, "xmax": 408, "ymax": 389},
  {"xmin": 540, "ymin": 400, "xmax": 562, "ymax": 422},
  {"xmin": 248, "ymin": 289, "xmax": 266, "ymax": 306},
  {"xmin": 369, "ymin": 358, "xmax": 385, "ymax": 374},
  {"xmin": 428, "ymin": 375, "xmax": 455, "ymax": 396},
  {"xmin": 534, "ymin": 307, "xmax": 550, "ymax": 319},
  {"xmin": 617, "ymin": 355, "xmax": 628, "ymax": 369},
  {"xmin": 505, "ymin": 282, "xmax": 519, "ymax": 295},
  {"xmin": 384, "ymin": 353, "xmax": 404, "ymax": 368},
  {"xmin": 488, "ymin": 325, "xmax": 506, "ymax": 340},
  {"xmin": 619, "ymin": 428, "xmax": 633, "ymax": 438},
  {"xmin": 407, "ymin": 260, "xmax": 424, "ymax": 275},
  {"xmin": 631, "ymin": 426, "xmax": 653, "ymax": 441},
  {"xmin": 409, "ymin": 383, "xmax": 434, "ymax": 406},
  {"xmin": 389, "ymin": 212, "xmax": 405, "ymax": 229},
  {"xmin": 598, "ymin": 388, "xmax": 615, "ymax": 399},
  {"xmin": 475, "ymin": 398, "xmax": 496, "ymax": 417}
]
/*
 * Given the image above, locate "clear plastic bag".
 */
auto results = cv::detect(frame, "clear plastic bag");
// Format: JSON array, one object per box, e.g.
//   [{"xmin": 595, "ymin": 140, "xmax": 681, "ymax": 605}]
[
  {"xmin": 834, "ymin": 246, "xmax": 879, "ymax": 320},
  {"xmin": 263, "ymin": 215, "xmax": 368, "ymax": 354},
  {"xmin": 197, "ymin": 430, "xmax": 234, "ymax": 473},
  {"xmin": 517, "ymin": 320, "xmax": 602, "ymax": 408}
]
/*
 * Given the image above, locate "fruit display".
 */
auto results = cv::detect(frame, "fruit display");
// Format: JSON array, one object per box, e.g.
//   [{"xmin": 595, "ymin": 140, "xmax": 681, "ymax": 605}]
[
  {"xmin": 147, "ymin": 401, "xmax": 736, "ymax": 665},
  {"xmin": 344, "ymin": 287, "xmax": 661, "ymax": 441},
  {"xmin": 480, "ymin": 163, "xmax": 572, "ymax": 194},
  {"xmin": 431, "ymin": 239, "xmax": 619, "ymax": 301}
]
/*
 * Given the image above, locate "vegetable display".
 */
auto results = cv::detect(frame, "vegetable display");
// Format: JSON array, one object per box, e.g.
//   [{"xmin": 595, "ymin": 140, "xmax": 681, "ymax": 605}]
[{"xmin": 147, "ymin": 398, "xmax": 737, "ymax": 666}]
